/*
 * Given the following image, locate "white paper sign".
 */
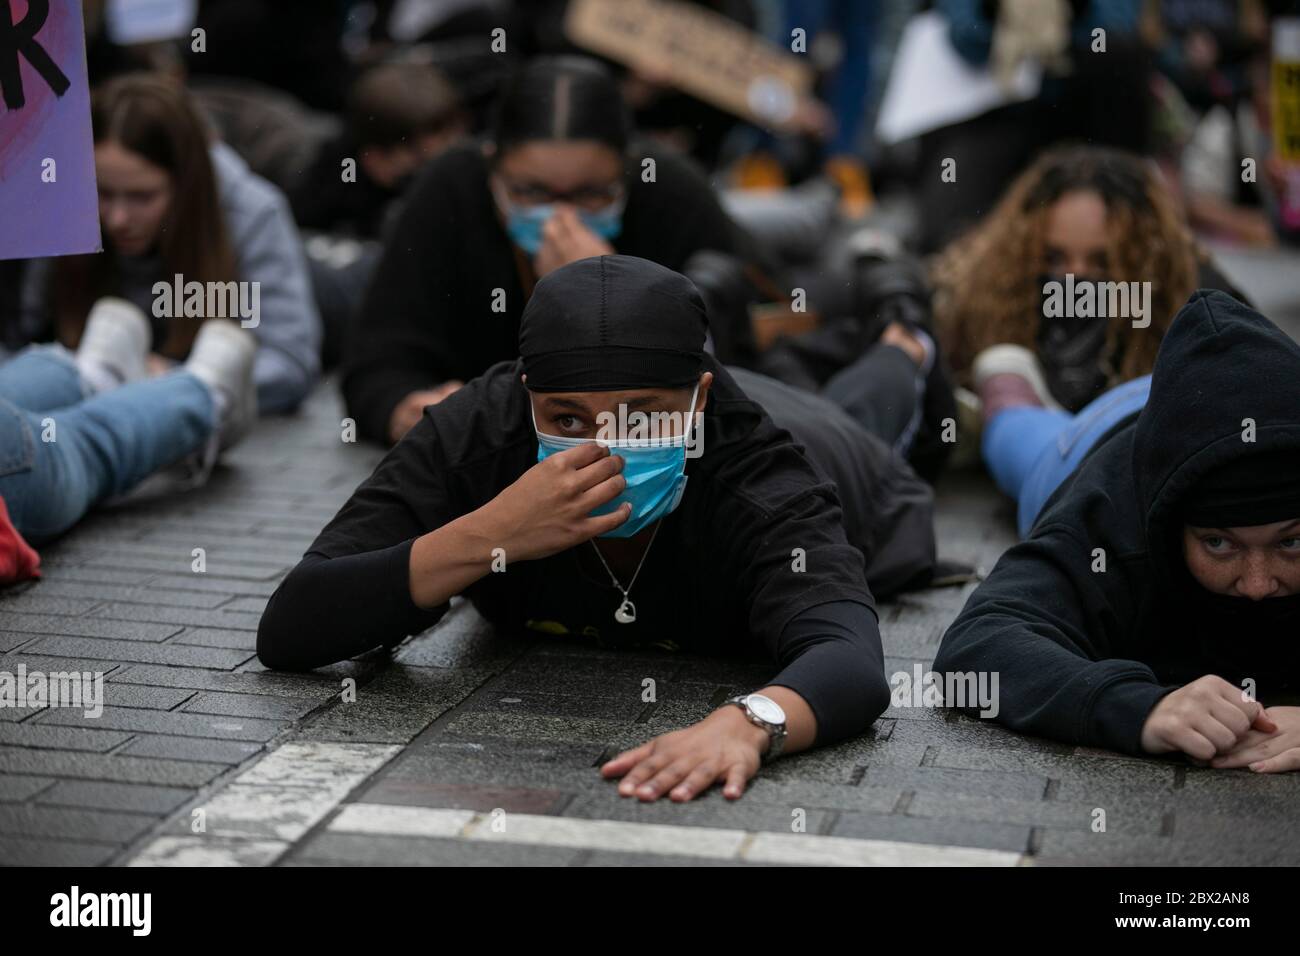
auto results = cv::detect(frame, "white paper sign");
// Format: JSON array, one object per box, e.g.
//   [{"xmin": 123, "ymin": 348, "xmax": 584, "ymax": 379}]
[
  {"xmin": 875, "ymin": 11, "xmax": 1042, "ymax": 145},
  {"xmin": 106, "ymin": 0, "xmax": 198, "ymax": 45}
]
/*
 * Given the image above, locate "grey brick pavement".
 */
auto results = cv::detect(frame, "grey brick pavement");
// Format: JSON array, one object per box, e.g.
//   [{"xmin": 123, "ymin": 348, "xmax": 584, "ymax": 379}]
[{"xmin": 1, "ymin": 246, "xmax": 1298, "ymax": 866}]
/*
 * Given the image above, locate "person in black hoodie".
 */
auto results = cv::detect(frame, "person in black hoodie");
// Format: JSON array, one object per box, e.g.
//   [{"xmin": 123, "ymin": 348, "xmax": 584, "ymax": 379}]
[
  {"xmin": 258, "ymin": 255, "xmax": 927, "ymax": 802},
  {"xmin": 935, "ymin": 289, "xmax": 1300, "ymax": 772}
]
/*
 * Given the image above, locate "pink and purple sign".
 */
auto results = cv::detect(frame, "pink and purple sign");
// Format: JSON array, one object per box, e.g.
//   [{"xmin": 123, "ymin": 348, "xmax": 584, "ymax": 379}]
[{"xmin": 0, "ymin": 0, "xmax": 100, "ymax": 260}]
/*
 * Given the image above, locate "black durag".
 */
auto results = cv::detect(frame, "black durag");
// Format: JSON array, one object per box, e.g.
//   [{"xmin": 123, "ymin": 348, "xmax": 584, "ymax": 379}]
[{"xmin": 518, "ymin": 254, "xmax": 707, "ymax": 392}]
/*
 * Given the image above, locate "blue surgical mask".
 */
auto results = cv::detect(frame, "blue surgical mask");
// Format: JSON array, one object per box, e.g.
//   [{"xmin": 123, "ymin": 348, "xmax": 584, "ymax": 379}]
[
  {"xmin": 530, "ymin": 383, "xmax": 699, "ymax": 538},
  {"xmin": 497, "ymin": 190, "xmax": 625, "ymax": 256},
  {"xmin": 505, "ymin": 202, "xmax": 554, "ymax": 256},
  {"xmin": 578, "ymin": 195, "xmax": 624, "ymax": 242}
]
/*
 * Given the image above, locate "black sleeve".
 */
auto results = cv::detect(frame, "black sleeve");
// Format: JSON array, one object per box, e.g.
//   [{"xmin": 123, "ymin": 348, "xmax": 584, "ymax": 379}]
[
  {"xmin": 934, "ymin": 521, "xmax": 1176, "ymax": 755},
  {"xmin": 256, "ymin": 538, "xmax": 449, "ymax": 671},
  {"xmin": 340, "ymin": 160, "xmax": 465, "ymax": 442},
  {"xmin": 764, "ymin": 599, "xmax": 891, "ymax": 748}
]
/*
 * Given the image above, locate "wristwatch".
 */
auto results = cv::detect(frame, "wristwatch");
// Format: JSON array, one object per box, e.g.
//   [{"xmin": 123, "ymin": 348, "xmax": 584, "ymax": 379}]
[{"xmin": 725, "ymin": 693, "xmax": 787, "ymax": 763}]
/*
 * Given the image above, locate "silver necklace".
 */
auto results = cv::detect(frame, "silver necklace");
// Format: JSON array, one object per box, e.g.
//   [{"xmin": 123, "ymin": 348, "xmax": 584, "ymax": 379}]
[{"xmin": 588, "ymin": 520, "xmax": 662, "ymax": 624}]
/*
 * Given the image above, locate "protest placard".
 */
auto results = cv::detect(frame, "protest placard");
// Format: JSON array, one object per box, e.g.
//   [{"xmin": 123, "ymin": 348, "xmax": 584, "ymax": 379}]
[
  {"xmin": 564, "ymin": 0, "xmax": 812, "ymax": 129},
  {"xmin": 0, "ymin": 0, "xmax": 100, "ymax": 260}
]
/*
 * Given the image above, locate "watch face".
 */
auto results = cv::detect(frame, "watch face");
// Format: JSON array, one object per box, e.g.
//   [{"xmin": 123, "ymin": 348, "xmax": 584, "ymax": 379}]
[{"xmin": 748, "ymin": 694, "xmax": 784, "ymax": 724}]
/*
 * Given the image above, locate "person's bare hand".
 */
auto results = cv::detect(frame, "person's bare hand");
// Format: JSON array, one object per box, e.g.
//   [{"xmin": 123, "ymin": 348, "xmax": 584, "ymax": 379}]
[
  {"xmin": 387, "ymin": 382, "xmax": 463, "ymax": 443},
  {"xmin": 789, "ymin": 96, "xmax": 834, "ymax": 139},
  {"xmin": 600, "ymin": 705, "xmax": 770, "ymax": 802},
  {"xmin": 1140, "ymin": 675, "xmax": 1278, "ymax": 761},
  {"xmin": 1210, "ymin": 706, "xmax": 1300, "ymax": 773},
  {"xmin": 533, "ymin": 206, "xmax": 615, "ymax": 279},
  {"xmin": 881, "ymin": 321, "xmax": 928, "ymax": 368},
  {"xmin": 476, "ymin": 441, "xmax": 629, "ymax": 562}
]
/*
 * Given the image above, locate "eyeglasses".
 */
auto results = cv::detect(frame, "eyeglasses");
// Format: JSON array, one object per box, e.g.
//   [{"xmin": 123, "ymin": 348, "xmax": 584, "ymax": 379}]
[{"xmin": 496, "ymin": 176, "xmax": 625, "ymax": 211}]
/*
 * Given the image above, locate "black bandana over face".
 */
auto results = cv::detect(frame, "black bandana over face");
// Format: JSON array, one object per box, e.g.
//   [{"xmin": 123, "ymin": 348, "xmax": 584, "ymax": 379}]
[
  {"xmin": 1164, "ymin": 533, "xmax": 1300, "ymax": 691},
  {"xmin": 1036, "ymin": 273, "xmax": 1112, "ymax": 411}
]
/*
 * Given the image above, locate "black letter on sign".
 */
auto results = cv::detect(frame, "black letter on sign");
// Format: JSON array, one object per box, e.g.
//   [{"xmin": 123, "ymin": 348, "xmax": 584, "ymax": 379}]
[{"xmin": 0, "ymin": 0, "xmax": 71, "ymax": 110}]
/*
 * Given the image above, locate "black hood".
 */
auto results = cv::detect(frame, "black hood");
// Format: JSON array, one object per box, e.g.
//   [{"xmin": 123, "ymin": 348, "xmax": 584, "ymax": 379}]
[{"xmin": 1132, "ymin": 289, "xmax": 1300, "ymax": 684}]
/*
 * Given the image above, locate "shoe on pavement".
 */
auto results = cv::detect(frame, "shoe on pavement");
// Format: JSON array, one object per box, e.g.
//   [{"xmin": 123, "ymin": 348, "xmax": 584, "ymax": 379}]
[
  {"xmin": 75, "ymin": 297, "xmax": 150, "ymax": 391},
  {"xmin": 185, "ymin": 319, "xmax": 257, "ymax": 453},
  {"xmin": 972, "ymin": 344, "xmax": 1064, "ymax": 415}
]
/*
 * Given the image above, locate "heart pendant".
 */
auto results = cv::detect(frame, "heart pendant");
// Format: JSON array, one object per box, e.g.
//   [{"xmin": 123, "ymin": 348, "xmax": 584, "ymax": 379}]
[{"xmin": 614, "ymin": 599, "xmax": 636, "ymax": 624}]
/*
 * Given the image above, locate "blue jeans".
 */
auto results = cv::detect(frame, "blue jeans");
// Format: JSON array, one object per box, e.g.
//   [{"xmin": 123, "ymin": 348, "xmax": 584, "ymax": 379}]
[
  {"xmin": 746, "ymin": 0, "xmax": 877, "ymax": 158},
  {"xmin": 788, "ymin": 0, "xmax": 875, "ymax": 156},
  {"xmin": 0, "ymin": 346, "xmax": 216, "ymax": 544},
  {"xmin": 983, "ymin": 375, "xmax": 1152, "ymax": 537}
]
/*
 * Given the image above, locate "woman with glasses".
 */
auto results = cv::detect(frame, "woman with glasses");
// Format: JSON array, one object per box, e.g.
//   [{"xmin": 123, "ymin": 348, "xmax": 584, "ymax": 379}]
[{"xmin": 342, "ymin": 56, "xmax": 763, "ymax": 445}]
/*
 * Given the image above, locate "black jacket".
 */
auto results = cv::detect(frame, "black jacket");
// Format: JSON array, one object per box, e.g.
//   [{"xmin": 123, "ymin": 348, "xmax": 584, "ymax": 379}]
[
  {"xmin": 935, "ymin": 290, "xmax": 1300, "ymax": 755},
  {"xmin": 260, "ymin": 356, "xmax": 896, "ymax": 746}
]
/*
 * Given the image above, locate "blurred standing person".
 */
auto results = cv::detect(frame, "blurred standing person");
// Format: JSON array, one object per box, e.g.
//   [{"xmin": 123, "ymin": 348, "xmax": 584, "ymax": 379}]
[
  {"xmin": 917, "ymin": 0, "xmax": 1151, "ymax": 253},
  {"xmin": 1181, "ymin": 18, "xmax": 1300, "ymax": 246},
  {"xmin": 732, "ymin": 0, "xmax": 880, "ymax": 217}
]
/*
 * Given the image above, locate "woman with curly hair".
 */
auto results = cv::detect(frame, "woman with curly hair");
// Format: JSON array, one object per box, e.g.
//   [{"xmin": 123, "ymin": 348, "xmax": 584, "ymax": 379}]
[{"xmin": 930, "ymin": 145, "xmax": 1247, "ymax": 534}]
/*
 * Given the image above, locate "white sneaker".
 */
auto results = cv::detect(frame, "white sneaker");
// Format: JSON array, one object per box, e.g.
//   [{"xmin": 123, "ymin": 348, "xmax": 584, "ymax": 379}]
[
  {"xmin": 75, "ymin": 297, "xmax": 150, "ymax": 391},
  {"xmin": 185, "ymin": 319, "xmax": 257, "ymax": 452},
  {"xmin": 971, "ymin": 344, "xmax": 1065, "ymax": 411},
  {"xmin": 97, "ymin": 320, "xmax": 257, "ymax": 508}
]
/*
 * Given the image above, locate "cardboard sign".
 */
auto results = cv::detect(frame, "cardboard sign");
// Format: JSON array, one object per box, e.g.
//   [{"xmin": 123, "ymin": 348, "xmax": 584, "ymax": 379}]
[
  {"xmin": 876, "ymin": 11, "xmax": 1041, "ymax": 145},
  {"xmin": 0, "ymin": 0, "xmax": 101, "ymax": 260},
  {"xmin": 564, "ymin": 0, "xmax": 812, "ymax": 130}
]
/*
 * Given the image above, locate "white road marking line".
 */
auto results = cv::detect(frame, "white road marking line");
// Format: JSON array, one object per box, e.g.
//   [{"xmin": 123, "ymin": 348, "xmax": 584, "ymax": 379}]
[
  {"xmin": 328, "ymin": 803, "xmax": 1025, "ymax": 866},
  {"xmin": 128, "ymin": 741, "xmax": 400, "ymax": 866},
  {"xmin": 127, "ymin": 837, "xmax": 289, "ymax": 867},
  {"xmin": 330, "ymin": 804, "xmax": 477, "ymax": 839}
]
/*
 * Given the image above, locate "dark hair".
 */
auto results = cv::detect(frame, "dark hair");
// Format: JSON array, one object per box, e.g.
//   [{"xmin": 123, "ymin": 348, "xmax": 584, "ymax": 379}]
[
  {"xmin": 1021, "ymin": 145, "xmax": 1155, "ymax": 215},
  {"xmin": 50, "ymin": 73, "xmax": 236, "ymax": 358},
  {"xmin": 488, "ymin": 55, "xmax": 630, "ymax": 160},
  {"xmin": 932, "ymin": 144, "xmax": 1198, "ymax": 380},
  {"xmin": 347, "ymin": 60, "xmax": 462, "ymax": 149}
]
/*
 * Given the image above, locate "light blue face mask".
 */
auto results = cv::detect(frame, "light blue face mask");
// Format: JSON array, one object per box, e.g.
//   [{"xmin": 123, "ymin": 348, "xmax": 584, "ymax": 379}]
[
  {"xmin": 531, "ymin": 383, "xmax": 699, "ymax": 539},
  {"xmin": 499, "ymin": 192, "xmax": 625, "ymax": 256}
]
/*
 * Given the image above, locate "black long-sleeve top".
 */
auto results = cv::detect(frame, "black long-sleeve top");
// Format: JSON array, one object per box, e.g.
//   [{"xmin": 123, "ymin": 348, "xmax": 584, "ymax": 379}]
[{"xmin": 259, "ymin": 358, "xmax": 892, "ymax": 747}]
